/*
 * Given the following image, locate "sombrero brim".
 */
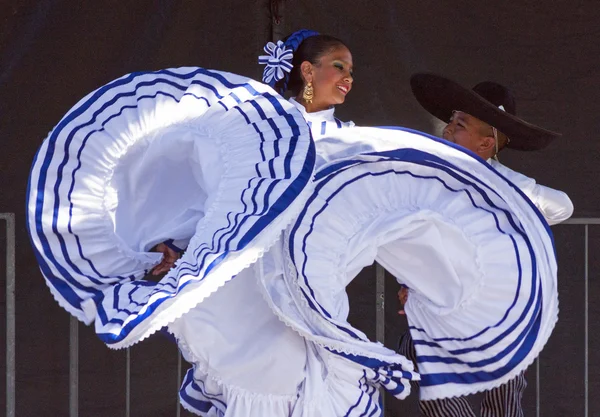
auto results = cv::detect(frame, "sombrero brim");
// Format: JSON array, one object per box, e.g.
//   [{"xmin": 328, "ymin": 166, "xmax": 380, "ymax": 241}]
[{"xmin": 410, "ymin": 73, "xmax": 561, "ymax": 151}]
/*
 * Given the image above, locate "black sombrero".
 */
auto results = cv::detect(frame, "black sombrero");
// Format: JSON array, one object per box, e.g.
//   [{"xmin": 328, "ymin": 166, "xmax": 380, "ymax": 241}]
[{"xmin": 410, "ymin": 73, "xmax": 561, "ymax": 151}]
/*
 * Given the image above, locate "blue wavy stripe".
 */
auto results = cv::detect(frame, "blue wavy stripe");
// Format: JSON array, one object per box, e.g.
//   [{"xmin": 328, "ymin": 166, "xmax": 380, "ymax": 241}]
[
  {"xmin": 420, "ymin": 296, "xmax": 542, "ymax": 387},
  {"xmin": 251, "ymin": 122, "xmax": 265, "ymax": 176},
  {"xmin": 169, "ymin": 91, "xmax": 302, "ymax": 279},
  {"xmin": 281, "ymin": 113, "xmax": 304, "ymax": 179},
  {"xmin": 384, "ymin": 379, "xmax": 406, "ymax": 398},
  {"xmin": 368, "ymin": 401, "xmax": 380, "ymax": 417},
  {"xmin": 179, "ymin": 368, "xmax": 217, "ymax": 413},
  {"xmin": 291, "ymin": 149, "xmax": 543, "ymax": 370},
  {"xmin": 95, "ymin": 110, "xmax": 313, "ymax": 339},
  {"xmin": 417, "ymin": 281, "xmax": 541, "ymax": 368},
  {"xmin": 266, "ymin": 117, "xmax": 281, "ymax": 178},
  {"xmin": 153, "ymin": 91, "xmax": 310, "ymax": 282},
  {"xmin": 344, "ymin": 371, "xmax": 367, "ymax": 417},
  {"xmin": 26, "ymin": 143, "xmax": 85, "ymax": 311},
  {"xmin": 97, "ymin": 142, "xmax": 314, "ymax": 341},
  {"xmin": 31, "ymin": 69, "xmax": 221, "ymax": 303},
  {"xmin": 358, "ymin": 382, "xmax": 377, "ymax": 417},
  {"xmin": 298, "ymin": 165, "xmax": 528, "ymax": 342},
  {"xmin": 374, "ymin": 126, "xmax": 554, "ymax": 250}
]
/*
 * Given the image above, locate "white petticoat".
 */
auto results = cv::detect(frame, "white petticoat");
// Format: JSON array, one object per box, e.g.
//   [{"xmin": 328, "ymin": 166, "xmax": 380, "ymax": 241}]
[
  {"xmin": 169, "ymin": 265, "xmax": 386, "ymax": 417},
  {"xmin": 27, "ymin": 67, "xmax": 315, "ymax": 349}
]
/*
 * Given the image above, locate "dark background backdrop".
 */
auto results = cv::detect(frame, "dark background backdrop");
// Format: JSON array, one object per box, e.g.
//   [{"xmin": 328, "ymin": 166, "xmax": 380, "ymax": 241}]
[{"xmin": 1, "ymin": 1, "xmax": 598, "ymax": 415}]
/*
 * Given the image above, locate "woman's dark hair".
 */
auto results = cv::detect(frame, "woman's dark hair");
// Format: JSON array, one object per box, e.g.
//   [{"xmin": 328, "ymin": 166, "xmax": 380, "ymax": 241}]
[{"xmin": 275, "ymin": 34, "xmax": 348, "ymax": 95}]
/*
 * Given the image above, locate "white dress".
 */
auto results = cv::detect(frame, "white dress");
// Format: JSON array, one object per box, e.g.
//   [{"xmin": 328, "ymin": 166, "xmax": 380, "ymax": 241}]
[
  {"xmin": 28, "ymin": 71, "xmax": 560, "ymax": 414},
  {"xmin": 169, "ymin": 100, "xmax": 405, "ymax": 416}
]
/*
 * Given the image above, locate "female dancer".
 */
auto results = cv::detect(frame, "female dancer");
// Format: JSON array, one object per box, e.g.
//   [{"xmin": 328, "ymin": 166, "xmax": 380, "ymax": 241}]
[{"xmin": 168, "ymin": 30, "xmax": 419, "ymax": 416}]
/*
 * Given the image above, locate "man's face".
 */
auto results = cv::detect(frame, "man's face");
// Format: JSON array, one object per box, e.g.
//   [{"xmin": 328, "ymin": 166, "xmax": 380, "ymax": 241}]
[{"xmin": 442, "ymin": 111, "xmax": 493, "ymax": 154}]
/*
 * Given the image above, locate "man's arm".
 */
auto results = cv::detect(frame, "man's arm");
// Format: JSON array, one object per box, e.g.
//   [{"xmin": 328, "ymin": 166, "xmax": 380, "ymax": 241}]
[
  {"xmin": 529, "ymin": 184, "xmax": 574, "ymax": 225},
  {"xmin": 491, "ymin": 160, "xmax": 574, "ymax": 225}
]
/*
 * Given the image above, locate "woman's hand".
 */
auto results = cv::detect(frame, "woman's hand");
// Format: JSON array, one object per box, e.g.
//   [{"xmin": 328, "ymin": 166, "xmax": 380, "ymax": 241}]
[{"xmin": 151, "ymin": 243, "xmax": 180, "ymax": 276}]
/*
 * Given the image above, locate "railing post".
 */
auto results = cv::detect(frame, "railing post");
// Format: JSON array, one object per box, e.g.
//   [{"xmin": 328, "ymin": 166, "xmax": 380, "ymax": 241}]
[
  {"xmin": 536, "ymin": 358, "xmax": 540, "ymax": 417},
  {"xmin": 176, "ymin": 350, "xmax": 182, "ymax": 417},
  {"xmin": 69, "ymin": 316, "xmax": 79, "ymax": 417},
  {"xmin": 375, "ymin": 263, "xmax": 386, "ymax": 415},
  {"xmin": 584, "ymin": 224, "xmax": 589, "ymax": 417},
  {"xmin": 126, "ymin": 348, "xmax": 131, "ymax": 417},
  {"xmin": 3, "ymin": 213, "xmax": 16, "ymax": 417},
  {"xmin": 375, "ymin": 263, "xmax": 386, "ymax": 344}
]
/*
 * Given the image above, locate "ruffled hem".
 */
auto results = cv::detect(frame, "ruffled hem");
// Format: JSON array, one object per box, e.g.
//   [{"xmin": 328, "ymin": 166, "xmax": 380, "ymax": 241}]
[
  {"xmin": 166, "ymin": 262, "xmax": 394, "ymax": 416},
  {"xmin": 418, "ymin": 310, "xmax": 557, "ymax": 400},
  {"xmin": 178, "ymin": 366, "xmax": 298, "ymax": 417},
  {"xmin": 103, "ymin": 179, "xmax": 314, "ymax": 349},
  {"xmin": 176, "ymin": 331, "xmax": 390, "ymax": 417},
  {"xmin": 257, "ymin": 244, "xmax": 418, "ymax": 402}
]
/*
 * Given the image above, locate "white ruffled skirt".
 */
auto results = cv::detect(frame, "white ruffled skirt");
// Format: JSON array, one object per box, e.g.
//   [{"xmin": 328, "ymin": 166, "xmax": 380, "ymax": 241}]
[
  {"xmin": 27, "ymin": 67, "xmax": 315, "ymax": 348},
  {"xmin": 262, "ymin": 126, "xmax": 558, "ymax": 401}
]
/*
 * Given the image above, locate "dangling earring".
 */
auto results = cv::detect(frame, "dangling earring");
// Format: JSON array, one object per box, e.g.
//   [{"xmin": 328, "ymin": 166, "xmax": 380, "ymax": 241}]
[{"xmin": 303, "ymin": 82, "xmax": 314, "ymax": 104}]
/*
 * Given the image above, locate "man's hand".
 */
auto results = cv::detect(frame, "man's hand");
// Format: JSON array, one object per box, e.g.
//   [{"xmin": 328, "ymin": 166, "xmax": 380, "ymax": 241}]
[
  {"xmin": 151, "ymin": 243, "xmax": 180, "ymax": 276},
  {"xmin": 398, "ymin": 287, "xmax": 409, "ymax": 315}
]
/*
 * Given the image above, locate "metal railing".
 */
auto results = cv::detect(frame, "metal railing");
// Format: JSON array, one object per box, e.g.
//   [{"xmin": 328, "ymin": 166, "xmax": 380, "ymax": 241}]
[
  {"xmin": 3, "ymin": 215, "xmax": 597, "ymax": 416},
  {"xmin": 374, "ymin": 217, "xmax": 597, "ymax": 416},
  {"xmin": 2, "ymin": 213, "xmax": 15, "ymax": 417},
  {"xmin": 66, "ymin": 318, "xmax": 183, "ymax": 417}
]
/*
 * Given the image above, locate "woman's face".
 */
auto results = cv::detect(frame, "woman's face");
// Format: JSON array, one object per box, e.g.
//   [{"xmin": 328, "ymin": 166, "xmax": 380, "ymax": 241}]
[{"xmin": 302, "ymin": 45, "xmax": 353, "ymax": 111}]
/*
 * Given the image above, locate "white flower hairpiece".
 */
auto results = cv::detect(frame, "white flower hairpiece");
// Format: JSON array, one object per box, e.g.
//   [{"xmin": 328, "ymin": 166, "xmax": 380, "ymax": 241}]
[{"xmin": 258, "ymin": 40, "xmax": 294, "ymax": 85}]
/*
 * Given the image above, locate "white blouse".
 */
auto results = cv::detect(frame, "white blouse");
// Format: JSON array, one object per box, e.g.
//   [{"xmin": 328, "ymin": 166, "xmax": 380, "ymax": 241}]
[
  {"xmin": 288, "ymin": 97, "xmax": 355, "ymax": 140},
  {"xmin": 288, "ymin": 98, "xmax": 355, "ymax": 168}
]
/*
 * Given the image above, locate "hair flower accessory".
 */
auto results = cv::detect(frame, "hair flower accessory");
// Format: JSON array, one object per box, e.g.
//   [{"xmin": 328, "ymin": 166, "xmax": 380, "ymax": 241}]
[{"xmin": 258, "ymin": 40, "xmax": 294, "ymax": 85}]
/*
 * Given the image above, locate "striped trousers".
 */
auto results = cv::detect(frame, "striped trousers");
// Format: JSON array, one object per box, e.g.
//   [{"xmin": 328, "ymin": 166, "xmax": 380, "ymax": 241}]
[{"xmin": 397, "ymin": 331, "xmax": 527, "ymax": 417}]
